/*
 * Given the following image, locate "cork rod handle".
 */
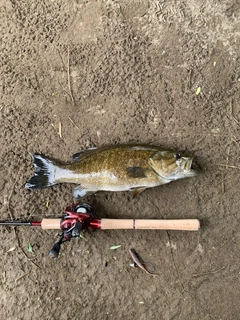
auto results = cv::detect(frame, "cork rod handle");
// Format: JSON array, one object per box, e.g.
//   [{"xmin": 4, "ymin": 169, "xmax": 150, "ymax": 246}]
[
  {"xmin": 41, "ymin": 219, "xmax": 61, "ymax": 230},
  {"xmin": 101, "ymin": 219, "xmax": 200, "ymax": 231},
  {"xmin": 40, "ymin": 218, "xmax": 200, "ymax": 231}
]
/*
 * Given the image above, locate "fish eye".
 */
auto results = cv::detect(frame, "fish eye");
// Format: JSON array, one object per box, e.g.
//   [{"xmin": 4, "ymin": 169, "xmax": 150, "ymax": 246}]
[{"xmin": 175, "ymin": 153, "xmax": 181, "ymax": 160}]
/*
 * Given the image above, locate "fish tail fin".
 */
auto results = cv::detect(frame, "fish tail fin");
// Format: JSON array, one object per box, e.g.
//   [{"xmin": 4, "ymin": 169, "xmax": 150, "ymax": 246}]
[{"xmin": 25, "ymin": 154, "xmax": 58, "ymax": 189}]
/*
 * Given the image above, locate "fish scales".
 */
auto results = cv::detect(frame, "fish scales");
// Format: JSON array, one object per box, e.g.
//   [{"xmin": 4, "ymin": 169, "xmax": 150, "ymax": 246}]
[{"xmin": 67, "ymin": 147, "xmax": 154, "ymax": 172}]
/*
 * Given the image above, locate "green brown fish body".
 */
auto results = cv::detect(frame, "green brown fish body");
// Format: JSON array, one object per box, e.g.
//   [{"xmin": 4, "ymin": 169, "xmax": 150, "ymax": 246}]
[{"xmin": 25, "ymin": 144, "xmax": 196, "ymax": 197}]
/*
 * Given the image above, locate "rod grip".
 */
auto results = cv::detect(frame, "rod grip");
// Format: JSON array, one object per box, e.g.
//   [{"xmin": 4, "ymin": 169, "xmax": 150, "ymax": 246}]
[
  {"xmin": 100, "ymin": 219, "xmax": 200, "ymax": 231},
  {"xmin": 101, "ymin": 219, "xmax": 134, "ymax": 229},
  {"xmin": 41, "ymin": 219, "xmax": 61, "ymax": 230},
  {"xmin": 134, "ymin": 219, "xmax": 200, "ymax": 231}
]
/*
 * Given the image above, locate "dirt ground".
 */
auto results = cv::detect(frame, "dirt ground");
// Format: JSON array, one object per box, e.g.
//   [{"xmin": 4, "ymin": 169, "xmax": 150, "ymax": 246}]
[{"xmin": 0, "ymin": 0, "xmax": 239, "ymax": 319}]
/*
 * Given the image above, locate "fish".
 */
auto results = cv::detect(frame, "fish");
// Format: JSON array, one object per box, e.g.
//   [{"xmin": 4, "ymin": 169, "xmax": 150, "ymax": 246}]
[
  {"xmin": 129, "ymin": 248, "xmax": 159, "ymax": 277},
  {"xmin": 25, "ymin": 144, "xmax": 197, "ymax": 198}
]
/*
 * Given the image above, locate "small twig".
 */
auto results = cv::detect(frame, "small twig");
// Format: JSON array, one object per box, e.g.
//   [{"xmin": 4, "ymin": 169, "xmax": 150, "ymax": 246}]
[
  {"xmin": 157, "ymin": 210, "xmax": 185, "ymax": 292},
  {"xmin": 7, "ymin": 168, "xmax": 21, "ymax": 220},
  {"xmin": 54, "ymin": 45, "xmax": 66, "ymax": 69},
  {"xmin": 15, "ymin": 273, "xmax": 29, "ymax": 283},
  {"xmin": 229, "ymin": 100, "xmax": 239, "ymax": 125},
  {"xmin": 58, "ymin": 122, "xmax": 62, "ymax": 138},
  {"xmin": 165, "ymin": 230, "xmax": 185, "ymax": 293},
  {"xmin": 37, "ymin": 102, "xmax": 44, "ymax": 115},
  {"xmin": 221, "ymin": 173, "xmax": 225, "ymax": 193},
  {"xmin": 68, "ymin": 116, "xmax": 80, "ymax": 129},
  {"xmin": 0, "ymin": 290, "xmax": 25, "ymax": 299},
  {"xmin": 53, "ymin": 45, "xmax": 76, "ymax": 102},
  {"xmin": 193, "ymin": 265, "xmax": 227, "ymax": 278},
  {"xmin": 200, "ymin": 304, "xmax": 217, "ymax": 320},
  {"xmin": 215, "ymin": 164, "xmax": 239, "ymax": 169},
  {"xmin": 225, "ymin": 146, "xmax": 230, "ymax": 169},
  {"xmin": 14, "ymin": 228, "xmax": 40, "ymax": 269},
  {"xmin": 67, "ymin": 46, "xmax": 75, "ymax": 105},
  {"xmin": 232, "ymin": 135, "xmax": 239, "ymax": 145},
  {"xmin": 232, "ymin": 116, "xmax": 240, "ymax": 125}
]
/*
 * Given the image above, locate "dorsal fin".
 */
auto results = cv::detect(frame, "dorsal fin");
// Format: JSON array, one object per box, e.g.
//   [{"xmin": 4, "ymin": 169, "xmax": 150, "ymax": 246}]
[
  {"xmin": 72, "ymin": 147, "xmax": 98, "ymax": 162},
  {"xmin": 72, "ymin": 151, "xmax": 84, "ymax": 162}
]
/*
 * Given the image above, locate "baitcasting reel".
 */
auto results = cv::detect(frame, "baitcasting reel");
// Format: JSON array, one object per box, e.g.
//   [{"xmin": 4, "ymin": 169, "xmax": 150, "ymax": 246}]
[{"xmin": 49, "ymin": 203, "xmax": 96, "ymax": 258}]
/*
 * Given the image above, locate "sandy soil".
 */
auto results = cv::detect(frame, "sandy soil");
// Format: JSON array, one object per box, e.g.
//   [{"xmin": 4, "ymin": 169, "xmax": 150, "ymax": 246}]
[{"xmin": 0, "ymin": 0, "xmax": 239, "ymax": 319}]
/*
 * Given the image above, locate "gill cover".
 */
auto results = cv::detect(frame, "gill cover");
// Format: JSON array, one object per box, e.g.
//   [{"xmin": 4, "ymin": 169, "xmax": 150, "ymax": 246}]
[{"xmin": 148, "ymin": 151, "xmax": 196, "ymax": 180}]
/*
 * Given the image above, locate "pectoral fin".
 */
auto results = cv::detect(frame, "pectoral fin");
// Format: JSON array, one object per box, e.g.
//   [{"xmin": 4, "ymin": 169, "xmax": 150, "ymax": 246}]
[
  {"xmin": 73, "ymin": 185, "xmax": 95, "ymax": 198},
  {"xmin": 126, "ymin": 167, "xmax": 147, "ymax": 178},
  {"xmin": 132, "ymin": 187, "xmax": 147, "ymax": 198}
]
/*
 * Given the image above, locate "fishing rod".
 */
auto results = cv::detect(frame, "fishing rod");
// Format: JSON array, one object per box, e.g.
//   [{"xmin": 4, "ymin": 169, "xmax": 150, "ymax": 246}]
[{"xmin": 0, "ymin": 203, "xmax": 200, "ymax": 258}]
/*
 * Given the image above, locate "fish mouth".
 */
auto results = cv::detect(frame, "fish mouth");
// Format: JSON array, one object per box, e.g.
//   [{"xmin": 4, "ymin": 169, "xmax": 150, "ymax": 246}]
[
  {"xmin": 184, "ymin": 158, "xmax": 197, "ymax": 176},
  {"xmin": 184, "ymin": 157, "xmax": 193, "ymax": 171}
]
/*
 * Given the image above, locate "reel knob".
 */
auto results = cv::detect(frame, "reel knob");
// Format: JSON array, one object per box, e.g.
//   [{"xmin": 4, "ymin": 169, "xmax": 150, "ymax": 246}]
[
  {"xmin": 74, "ymin": 203, "xmax": 93, "ymax": 215},
  {"xmin": 71, "ymin": 221, "xmax": 82, "ymax": 238},
  {"xmin": 49, "ymin": 242, "xmax": 61, "ymax": 259}
]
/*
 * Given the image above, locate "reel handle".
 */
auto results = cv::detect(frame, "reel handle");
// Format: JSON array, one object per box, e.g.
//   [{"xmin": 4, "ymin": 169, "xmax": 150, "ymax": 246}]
[
  {"xmin": 49, "ymin": 241, "xmax": 62, "ymax": 259},
  {"xmin": 71, "ymin": 221, "xmax": 82, "ymax": 237},
  {"xmin": 48, "ymin": 221, "xmax": 83, "ymax": 259}
]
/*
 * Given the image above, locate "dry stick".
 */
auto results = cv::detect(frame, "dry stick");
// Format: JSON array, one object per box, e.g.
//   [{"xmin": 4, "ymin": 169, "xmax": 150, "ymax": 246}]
[
  {"xmin": 154, "ymin": 210, "xmax": 186, "ymax": 292},
  {"xmin": 221, "ymin": 173, "xmax": 225, "ymax": 193},
  {"xmin": 200, "ymin": 304, "xmax": 217, "ymax": 320},
  {"xmin": 68, "ymin": 116, "xmax": 80, "ymax": 129},
  {"xmin": 53, "ymin": 45, "xmax": 74, "ymax": 101},
  {"xmin": 231, "ymin": 116, "xmax": 239, "ymax": 125},
  {"xmin": 221, "ymin": 145, "xmax": 231, "ymax": 192},
  {"xmin": 232, "ymin": 135, "xmax": 239, "ymax": 145},
  {"xmin": 225, "ymin": 146, "xmax": 230, "ymax": 169},
  {"xmin": 15, "ymin": 273, "xmax": 29, "ymax": 283},
  {"xmin": 230, "ymin": 99, "xmax": 239, "ymax": 125},
  {"xmin": 14, "ymin": 228, "xmax": 40, "ymax": 269},
  {"xmin": 193, "ymin": 265, "xmax": 227, "ymax": 278},
  {"xmin": 67, "ymin": 46, "xmax": 75, "ymax": 105},
  {"xmin": 54, "ymin": 45, "xmax": 66, "ymax": 69},
  {"xmin": 58, "ymin": 122, "xmax": 62, "ymax": 138},
  {"xmin": 37, "ymin": 102, "xmax": 44, "ymax": 115},
  {"xmin": 165, "ymin": 230, "xmax": 185, "ymax": 293},
  {"xmin": 7, "ymin": 168, "xmax": 21, "ymax": 220},
  {"xmin": 216, "ymin": 164, "xmax": 239, "ymax": 169}
]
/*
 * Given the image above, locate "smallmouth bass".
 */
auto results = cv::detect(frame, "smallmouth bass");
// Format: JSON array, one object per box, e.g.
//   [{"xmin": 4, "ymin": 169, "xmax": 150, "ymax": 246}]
[{"xmin": 25, "ymin": 144, "xmax": 197, "ymax": 197}]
